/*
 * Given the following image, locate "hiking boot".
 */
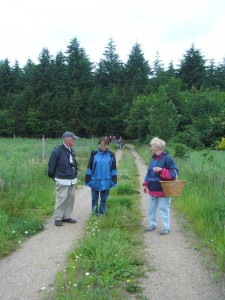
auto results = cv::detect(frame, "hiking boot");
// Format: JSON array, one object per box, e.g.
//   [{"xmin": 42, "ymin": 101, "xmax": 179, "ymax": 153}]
[
  {"xmin": 145, "ymin": 225, "xmax": 156, "ymax": 232},
  {"xmin": 160, "ymin": 229, "xmax": 170, "ymax": 235},
  {"xmin": 62, "ymin": 218, "xmax": 77, "ymax": 223},
  {"xmin": 55, "ymin": 220, "xmax": 62, "ymax": 226}
]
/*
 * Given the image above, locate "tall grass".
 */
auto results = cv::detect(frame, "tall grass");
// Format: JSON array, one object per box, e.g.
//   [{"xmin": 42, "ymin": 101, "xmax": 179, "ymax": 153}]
[
  {"xmin": 0, "ymin": 137, "xmax": 97, "ymax": 257},
  {"xmin": 47, "ymin": 148, "xmax": 147, "ymax": 300},
  {"xmin": 135, "ymin": 142, "xmax": 225, "ymax": 273}
]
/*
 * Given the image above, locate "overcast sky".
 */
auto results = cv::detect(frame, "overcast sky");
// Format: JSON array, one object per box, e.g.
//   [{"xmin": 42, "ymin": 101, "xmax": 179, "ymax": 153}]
[{"xmin": 1, "ymin": 0, "xmax": 225, "ymax": 68}]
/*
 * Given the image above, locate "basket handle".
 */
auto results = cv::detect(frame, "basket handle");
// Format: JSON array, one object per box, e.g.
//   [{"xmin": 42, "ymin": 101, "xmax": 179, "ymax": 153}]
[{"xmin": 171, "ymin": 169, "xmax": 178, "ymax": 180}]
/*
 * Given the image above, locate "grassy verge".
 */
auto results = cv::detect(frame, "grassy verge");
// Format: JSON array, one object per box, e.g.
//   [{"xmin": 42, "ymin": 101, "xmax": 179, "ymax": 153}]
[
  {"xmin": 47, "ymin": 147, "xmax": 147, "ymax": 300},
  {"xmin": 0, "ymin": 137, "xmax": 97, "ymax": 257},
  {"xmin": 134, "ymin": 142, "xmax": 225, "ymax": 273}
]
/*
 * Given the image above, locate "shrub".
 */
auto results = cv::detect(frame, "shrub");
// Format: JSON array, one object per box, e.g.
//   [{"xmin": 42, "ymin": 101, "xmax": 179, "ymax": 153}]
[
  {"xmin": 171, "ymin": 131, "xmax": 204, "ymax": 149},
  {"xmin": 173, "ymin": 143, "xmax": 189, "ymax": 158},
  {"xmin": 215, "ymin": 137, "xmax": 225, "ymax": 150}
]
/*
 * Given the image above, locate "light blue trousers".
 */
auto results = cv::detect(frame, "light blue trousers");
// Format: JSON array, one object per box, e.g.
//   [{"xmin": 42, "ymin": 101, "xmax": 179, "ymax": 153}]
[{"xmin": 148, "ymin": 195, "xmax": 171, "ymax": 230}]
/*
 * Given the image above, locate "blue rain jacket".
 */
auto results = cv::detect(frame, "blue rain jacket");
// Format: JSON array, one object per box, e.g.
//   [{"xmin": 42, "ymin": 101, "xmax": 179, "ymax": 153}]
[{"xmin": 85, "ymin": 149, "xmax": 117, "ymax": 191}]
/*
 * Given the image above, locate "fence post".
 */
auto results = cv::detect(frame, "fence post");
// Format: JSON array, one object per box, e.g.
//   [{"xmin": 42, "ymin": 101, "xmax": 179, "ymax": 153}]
[{"xmin": 42, "ymin": 135, "xmax": 45, "ymax": 160}]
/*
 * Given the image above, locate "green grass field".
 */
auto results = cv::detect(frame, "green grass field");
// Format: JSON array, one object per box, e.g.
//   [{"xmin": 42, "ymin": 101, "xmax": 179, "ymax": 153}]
[
  {"xmin": 0, "ymin": 138, "xmax": 224, "ymax": 299},
  {"xmin": 0, "ymin": 137, "xmax": 97, "ymax": 257}
]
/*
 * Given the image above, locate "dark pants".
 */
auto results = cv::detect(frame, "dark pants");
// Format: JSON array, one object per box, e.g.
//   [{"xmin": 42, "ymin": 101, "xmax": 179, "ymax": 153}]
[{"xmin": 91, "ymin": 189, "xmax": 109, "ymax": 214}]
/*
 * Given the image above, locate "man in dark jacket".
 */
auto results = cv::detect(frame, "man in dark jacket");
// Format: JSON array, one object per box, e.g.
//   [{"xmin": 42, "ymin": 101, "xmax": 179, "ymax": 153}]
[{"xmin": 48, "ymin": 132, "xmax": 79, "ymax": 226}]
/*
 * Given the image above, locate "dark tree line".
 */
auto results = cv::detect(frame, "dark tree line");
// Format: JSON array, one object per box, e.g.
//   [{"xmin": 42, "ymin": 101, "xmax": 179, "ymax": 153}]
[{"xmin": 0, "ymin": 37, "xmax": 225, "ymax": 148}]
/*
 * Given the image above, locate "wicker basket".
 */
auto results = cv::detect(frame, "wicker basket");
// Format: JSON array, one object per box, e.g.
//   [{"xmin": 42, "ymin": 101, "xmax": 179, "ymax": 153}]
[{"xmin": 160, "ymin": 179, "xmax": 186, "ymax": 197}]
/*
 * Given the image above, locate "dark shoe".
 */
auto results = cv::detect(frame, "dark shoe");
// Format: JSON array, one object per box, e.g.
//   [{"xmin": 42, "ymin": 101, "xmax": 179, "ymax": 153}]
[
  {"xmin": 62, "ymin": 218, "xmax": 77, "ymax": 223},
  {"xmin": 160, "ymin": 229, "xmax": 170, "ymax": 235},
  {"xmin": 55, "ymin": 220, "xmax": 62, "ymax": 226},
  {"xmin": 145, "ymin": 225, "xmax": 156, "ymax": 232}
]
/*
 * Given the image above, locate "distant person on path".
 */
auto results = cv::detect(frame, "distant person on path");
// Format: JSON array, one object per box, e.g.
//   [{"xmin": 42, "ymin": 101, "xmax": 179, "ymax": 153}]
[
  {"xmin": 143, "ymin": 137, "xmax": 179, "ymax": 235},
  {"xmin": 85, "ymin": 137, "xmax": 117, "ymax": 216},
  {"xmin": 48, "ymin": 132, "xmax": 79, "ymax": 226},
  {"xmin": 118, "ymin": 136, "xmax": 124, "ymax": 150}
]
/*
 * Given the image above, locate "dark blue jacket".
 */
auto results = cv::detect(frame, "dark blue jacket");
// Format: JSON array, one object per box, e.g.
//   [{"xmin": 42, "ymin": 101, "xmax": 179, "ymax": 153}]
[
  {"xmin": 85, "ymin": 149, "xmax": 117, "ymax": 191},
  {"xmin": 145, "ymin": 152, "xmax": 179, "ymax": 192},
  {"xmin": 48, "ymin": 144, "xmax": 78, "ymax": 180}
]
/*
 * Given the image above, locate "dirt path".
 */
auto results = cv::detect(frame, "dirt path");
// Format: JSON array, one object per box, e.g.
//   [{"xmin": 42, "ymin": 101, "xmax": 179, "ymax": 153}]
[
  {"xmin": 128, "ymin": 144, "xmax": 225, "ymax": 300},
  {"xmin": 0, "ymin": 146, "xmax": 224, "ymax": 300},
  {"xmin": 0, "ymin": 150, "xmax": 123, "ymax": 300}
]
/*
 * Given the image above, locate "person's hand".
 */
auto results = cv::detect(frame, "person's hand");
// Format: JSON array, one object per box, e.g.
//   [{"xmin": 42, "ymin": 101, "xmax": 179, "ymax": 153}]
[
  {"xmin": 153, "ymin": 167, "xmax": 162, "ymax": 173},
  {"xmin": 143, "ymin": 186, "xmax": 148, "ymax": 193}
]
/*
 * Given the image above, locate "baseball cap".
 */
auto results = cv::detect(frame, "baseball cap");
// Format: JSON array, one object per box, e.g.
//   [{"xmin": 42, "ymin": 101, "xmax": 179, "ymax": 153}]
[{"xmin": 62, "ymin": 132, "xmax": 79, "ymax": 139}]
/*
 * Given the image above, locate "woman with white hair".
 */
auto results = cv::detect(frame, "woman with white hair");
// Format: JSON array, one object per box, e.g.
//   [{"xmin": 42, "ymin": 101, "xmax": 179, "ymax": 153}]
[{"xmin": 143, "ymin": 137, "xmax": 179, "ymax": 235}]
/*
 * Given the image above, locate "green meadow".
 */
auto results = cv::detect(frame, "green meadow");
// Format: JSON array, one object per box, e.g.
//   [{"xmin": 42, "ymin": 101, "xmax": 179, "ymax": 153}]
[
  {"xmin": 0, "ymin": 137, "xmax": 96, "ymax": 257},
  {"xmin": 0, "ymin": 138, "xmax": 224, "ymax": 299}
]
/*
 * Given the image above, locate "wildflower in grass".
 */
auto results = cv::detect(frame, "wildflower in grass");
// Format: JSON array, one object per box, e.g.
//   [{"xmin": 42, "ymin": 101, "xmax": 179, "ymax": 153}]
[
  {"xmin": 73, "ymin": 284, "xmax": 77, "ymax": 287},
  {"xmin": 41, "ymin": 287, "xmax": 46, "ymax": 290},
  {"xmin": 25, "ymin": 231, "xmax": 28, "ymax": 234},
  {"xmin": 12, "ymin": 231, "xmax": 16, "ymax": 234},
  {"xmin": 126, "ymin": 279, "xmax": 131, "ymax": 283},
  {"xmin": 85, "ymin": 272, "xmax": 90, "ymax": 276}
]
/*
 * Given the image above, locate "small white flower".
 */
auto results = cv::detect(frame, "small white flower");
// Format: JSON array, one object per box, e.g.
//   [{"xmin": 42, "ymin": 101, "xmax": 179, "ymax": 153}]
[
  {"xmin": 41, "ymin": 287, "xmax": 46, "ymax": 290},
  {"xmin": 25, "ymin": 231, "xmax": 28, "ymax": 234},
  {"xmin": 73, "ymin": 284, "xmax": 77, "ymax": 287},
  {"xmin": 85, "ymin": 272, "xmax": 90, "ymax": 276}
]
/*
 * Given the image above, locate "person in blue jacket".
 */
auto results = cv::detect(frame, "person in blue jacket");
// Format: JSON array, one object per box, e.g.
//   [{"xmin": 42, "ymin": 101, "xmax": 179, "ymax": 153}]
[
  {"xmin": 143, "ymin": 137, "xmax": 179, "ymax": 235},
  {"xmin": 48, "ymin": 132, "xmax": 79, "ymax": 226},
  {"xmin": 85, "ymin": 136, "xmax": 117, "ymax": 215}
]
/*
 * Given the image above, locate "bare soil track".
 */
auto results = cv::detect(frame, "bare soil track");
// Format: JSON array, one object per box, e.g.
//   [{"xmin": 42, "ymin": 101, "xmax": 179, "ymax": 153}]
[{"xmin": 0, "ymin": 146, "xmax": 224, "ymax": 300}]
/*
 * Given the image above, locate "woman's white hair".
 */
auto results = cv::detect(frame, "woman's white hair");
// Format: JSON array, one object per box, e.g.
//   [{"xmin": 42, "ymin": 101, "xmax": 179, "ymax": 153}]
[{"xmin": 150, "ymin": 137, "xmax": 166, "ymax": 149}]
